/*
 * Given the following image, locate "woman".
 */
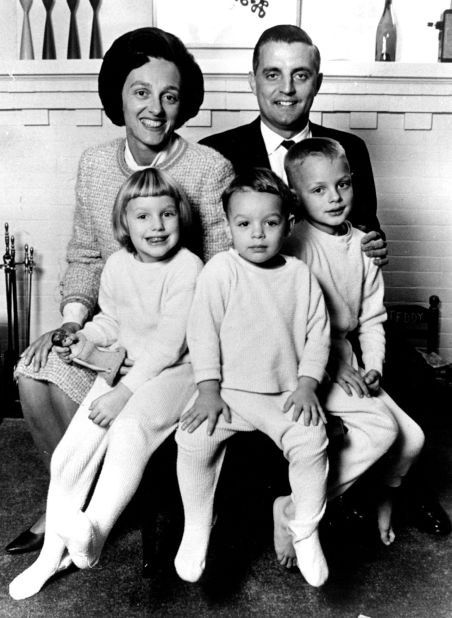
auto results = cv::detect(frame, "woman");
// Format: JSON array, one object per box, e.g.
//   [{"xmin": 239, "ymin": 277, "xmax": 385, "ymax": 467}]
[{"xmin": 7, "ymin": 27, "xmax": 233, "ymax": 554}]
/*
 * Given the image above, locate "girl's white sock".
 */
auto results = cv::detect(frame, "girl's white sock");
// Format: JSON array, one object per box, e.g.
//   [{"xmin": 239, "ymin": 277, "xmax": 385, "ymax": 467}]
[{"xmin": 9, "ymin": 552, "xmax": 72, "ymax": 600}]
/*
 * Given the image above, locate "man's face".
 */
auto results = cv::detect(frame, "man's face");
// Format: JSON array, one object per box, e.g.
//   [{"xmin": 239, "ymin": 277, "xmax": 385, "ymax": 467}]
[{"xmin": 249, "ymin": 41, "xmax": 323, "ymax": 139}]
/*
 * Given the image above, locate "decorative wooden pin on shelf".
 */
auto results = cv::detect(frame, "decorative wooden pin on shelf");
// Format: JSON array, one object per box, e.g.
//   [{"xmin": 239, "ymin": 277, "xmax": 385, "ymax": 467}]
[
  {"xmin": 67, "ymin": 0, "xmax": 81, "ymax": 59},
  {"xmin": 89, "ymin": 0, "xmax": 102, "ymax": 59},
  {"xmin": 19, "ymin": 0, "xmax": 35, "ymax": 59},
  {"xmin": 42, "ymin": 0, "xmax": 56, "ymax": 59}
]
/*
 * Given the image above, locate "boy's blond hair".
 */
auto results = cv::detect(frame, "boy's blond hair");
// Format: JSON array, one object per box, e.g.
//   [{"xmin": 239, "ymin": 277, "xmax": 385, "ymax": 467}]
[{"xmin": 284, "ymin": 137, "xmax": 348, "ymax": 187}]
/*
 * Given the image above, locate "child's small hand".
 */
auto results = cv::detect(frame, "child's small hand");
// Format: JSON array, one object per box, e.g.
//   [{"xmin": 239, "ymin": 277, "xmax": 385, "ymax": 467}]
[
  {"xmin": 88, "ymin": 382, "xmax": 132, "ymax": 428},
  {"xmin": 332, "ymin": 360, "xmax": 370, "ymax": 398},
  {"xmin": 283, "ymin": 376, "xmax": 327, "ymax": 426},
  {"xmin": 363, "ymin": 369, "xmax": 381, "ymax": 394},
  {"xmin": 180, "ymin": 380, "xmax": 231, "ymax": 435},
  {"xmin": 118, "ymin": 357, "xmax": 134, "ymax": 376}
]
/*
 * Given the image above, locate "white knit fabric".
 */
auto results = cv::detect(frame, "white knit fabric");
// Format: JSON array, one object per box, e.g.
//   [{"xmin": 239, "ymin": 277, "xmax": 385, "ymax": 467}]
[
  {"xmin": 286, "ymin": 220, "xmax": 386, "ymax": 374},
  {"xmin": 9, "ymin": 248, "xmax": 202, "ymax": 597},
  {"xmin": 176, "ymin": 388, "xmax": 329, "ymax": 544},
  {"xmin": 81, "ymin": 247, "xmax": 203, "ymax": 393},
  {"xmin": 175, "ymin": 249, "xmax": 331, "ymax": 581},
  {"xmin": 187, "ymin": 248, "xmax": 331, "ymax": 392},
  {"xmin": 285, "ymin": 220, "xmax": 424, "ymax": 488}
]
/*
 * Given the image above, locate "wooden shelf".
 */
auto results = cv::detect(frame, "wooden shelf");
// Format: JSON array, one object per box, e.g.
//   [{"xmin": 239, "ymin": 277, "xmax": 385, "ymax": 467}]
[{"xmin": 1, "ymin": 59, "xmax": 452, "ymax": 80}]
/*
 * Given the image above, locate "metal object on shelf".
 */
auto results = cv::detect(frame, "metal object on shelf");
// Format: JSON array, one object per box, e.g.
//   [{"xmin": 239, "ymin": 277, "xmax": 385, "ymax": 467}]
[
  {"xmin": 428, "ymin": 4, "xmax": 452, "ymax": 62},
  {"xmin": 1, "ymin": 223, "xmax": 36, "ymax": 400}
]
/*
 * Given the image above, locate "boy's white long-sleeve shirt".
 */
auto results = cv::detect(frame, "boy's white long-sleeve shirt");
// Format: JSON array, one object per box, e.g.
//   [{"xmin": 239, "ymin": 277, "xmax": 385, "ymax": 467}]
[
  {"xmin": 80, "ymin": 247, "xmax": 203, "ymax": 393},
  {"xmin": 187, "ymin": 249, "xmax": 330, "ymax": 393},
  {"xmin": 285, "ymin": 221, "xmax": 386, "ymax": 374}
]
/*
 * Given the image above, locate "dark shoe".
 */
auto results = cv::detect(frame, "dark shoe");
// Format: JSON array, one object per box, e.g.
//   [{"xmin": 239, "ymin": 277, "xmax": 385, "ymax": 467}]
[
  {"xmin": 323, "ymin": 494, "xmax": 371, "ymax": 532},
  {"xmin": 411, "ymin": 499, "xmax": 452, "ymax": 536},
  {"xmin": 5, "ymin": 529, "xmax": 44, "ymax": 554}
]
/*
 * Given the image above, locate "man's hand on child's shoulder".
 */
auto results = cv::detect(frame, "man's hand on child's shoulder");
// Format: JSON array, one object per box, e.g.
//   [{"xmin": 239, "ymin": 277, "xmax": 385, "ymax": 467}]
[
  {"xmin": 283, "ymin": 376, "xmax": 327, "ymax": 427},
  {"xmin": 363, "ymin": 369, "xmax": 381, "ymax": 394},
  {"xmin": 180, "ymin": 380, "xmax": 231, "ymax": 436},
  {"xmin": 359, "ymin": 229, "xmax": 389, "ymax": 267}
]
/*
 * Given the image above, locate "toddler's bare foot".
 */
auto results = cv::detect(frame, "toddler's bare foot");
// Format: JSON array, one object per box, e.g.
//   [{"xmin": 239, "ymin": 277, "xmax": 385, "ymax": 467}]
[
  {"xmin": 378, "ymin": 495, "xmax": 395, "ymax": 546},
  {"xmin": 273, "ymin": 496, "xmax": 297, "ymax": 568},
  {"xmin": 291, "ymin": 528, "xmax": 329, "ymax": 587},
  {"xmin": 57, "ymin": 511, "xmax": 101, "ymax": 569}
]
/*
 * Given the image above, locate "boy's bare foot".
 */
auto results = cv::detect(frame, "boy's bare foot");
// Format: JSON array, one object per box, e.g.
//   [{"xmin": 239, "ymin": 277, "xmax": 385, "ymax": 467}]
[
  {"xmin": 378, "ymin": 496, "xmax": 395, "ymax": 546},
  {"xmin": 273, "ymin": 496, "xmax": 297, "ymax": 568},
  {"xmin": 291, "ymin": 528, "xmax": 329, "ymax": 587}
]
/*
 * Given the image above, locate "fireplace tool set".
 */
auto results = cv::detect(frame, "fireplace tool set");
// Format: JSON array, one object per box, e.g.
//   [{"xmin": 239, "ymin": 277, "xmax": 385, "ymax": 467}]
[{"xmin": 1, "ymin": 223, "xmax": 35, "ymax": 405}]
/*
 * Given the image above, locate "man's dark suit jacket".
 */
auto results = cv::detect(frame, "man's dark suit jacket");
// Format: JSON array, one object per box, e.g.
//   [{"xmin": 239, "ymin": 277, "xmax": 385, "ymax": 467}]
[{"xmin": 200, "ymin": 116, "xmax": 382, "ymax": 235}]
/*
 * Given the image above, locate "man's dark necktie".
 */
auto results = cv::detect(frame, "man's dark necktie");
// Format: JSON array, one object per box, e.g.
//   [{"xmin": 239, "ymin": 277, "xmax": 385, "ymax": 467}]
[{"xmin": 281, "ymin": 140, "xmax": 296, "ymax": 150}]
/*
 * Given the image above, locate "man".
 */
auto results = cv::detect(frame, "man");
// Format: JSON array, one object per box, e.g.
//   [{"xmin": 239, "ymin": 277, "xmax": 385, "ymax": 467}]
[
  {"xmin": 201, "ymin": 25, "xmax": 384, "ymax": 255},
  {"xmin": 201, "ymin": 25, "xmax": 450, "ymax": 539}
]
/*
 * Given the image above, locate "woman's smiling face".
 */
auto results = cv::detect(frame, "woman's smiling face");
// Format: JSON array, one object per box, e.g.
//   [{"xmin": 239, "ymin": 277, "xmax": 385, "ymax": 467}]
[{"xmin": 122, "ymin": 57, "xmax": 181, "ymax": 165}]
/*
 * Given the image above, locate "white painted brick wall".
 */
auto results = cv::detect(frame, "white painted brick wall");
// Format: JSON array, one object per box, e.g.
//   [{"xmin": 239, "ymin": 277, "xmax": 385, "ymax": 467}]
[{"xmin": 1, "ymin": 68, "xmax": 451, "ymax": 364}]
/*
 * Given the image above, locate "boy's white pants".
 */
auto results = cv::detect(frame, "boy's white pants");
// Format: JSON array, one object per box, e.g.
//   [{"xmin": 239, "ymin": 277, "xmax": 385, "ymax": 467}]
[
  {"xmin": 324, "ymin": 383, "xmax": 424, "ymax": 495},
  {"xmin": 177, "ymin": 388, "xmax": 330, "ymax": 541},
  {"xmin": 176, "ymin": 385, "xmax": 402, "ymax": 541},
  {"xmin": 39, "ymin": 363, "xmax": 195, "ymax": 569}
]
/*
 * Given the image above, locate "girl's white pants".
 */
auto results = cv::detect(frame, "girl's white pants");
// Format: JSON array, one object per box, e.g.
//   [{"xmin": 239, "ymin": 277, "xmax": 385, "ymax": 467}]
[{"xmin": 40, "ymin": 363, "xmax": 195, "ymax": 568}]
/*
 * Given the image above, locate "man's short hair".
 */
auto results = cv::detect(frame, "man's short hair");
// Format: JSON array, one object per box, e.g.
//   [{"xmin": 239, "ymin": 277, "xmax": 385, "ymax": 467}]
[{"xmin": 252, "ymin": 24, "xmax": 321, "ymax": 74}]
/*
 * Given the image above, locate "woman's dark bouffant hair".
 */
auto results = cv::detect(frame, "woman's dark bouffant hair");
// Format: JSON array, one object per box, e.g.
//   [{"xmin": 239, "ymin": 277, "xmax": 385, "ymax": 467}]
[{"xmin": 98, "ymin": 27, "xmax": 204, "ymax": 128}]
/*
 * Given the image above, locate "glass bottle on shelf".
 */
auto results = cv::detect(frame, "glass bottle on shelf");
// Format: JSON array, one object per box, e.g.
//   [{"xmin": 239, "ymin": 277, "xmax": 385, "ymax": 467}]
[{"xmin": 375, "ymin": 0, "xmax": 397, "ymax": 61}]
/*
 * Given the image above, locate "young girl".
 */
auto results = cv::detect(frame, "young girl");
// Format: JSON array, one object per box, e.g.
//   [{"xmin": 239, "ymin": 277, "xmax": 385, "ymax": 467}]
[
  {"xmin": 284, "ymin": 137, "xmax": 425, "ymax": 547},
  {"xmin": 9, "ymin": 168, "xmax": 203, "ymax": 600}
]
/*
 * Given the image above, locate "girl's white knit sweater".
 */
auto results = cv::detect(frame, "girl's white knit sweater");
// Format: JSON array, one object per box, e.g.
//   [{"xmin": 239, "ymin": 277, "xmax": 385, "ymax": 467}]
[{"xmin": 80, "ymin": 247, "xmax": 203, "ymax": 393}]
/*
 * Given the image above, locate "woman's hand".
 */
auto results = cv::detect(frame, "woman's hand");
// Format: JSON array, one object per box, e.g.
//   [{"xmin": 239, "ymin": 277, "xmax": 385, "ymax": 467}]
[
  {"xmin": 88, "ymin": 382, "xmax": 132, "ymax": 427},
  {"xmin": 283, "ymin": 376, "xmax": 326, "ymax": 426},
  {"xmin": 20, "ymin": 322, "xmax": 81, "ymax": 372},
  {"xmin": 360, "ymin": 230, "xmax": 389, "ymax": 267},
  {"xmin": 51, "ymin": 329, "xmax": 81, "ymax": 364},
  {"xmin": 180, "ymin": 380, "xmax": 231, "ymax": 435}
]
